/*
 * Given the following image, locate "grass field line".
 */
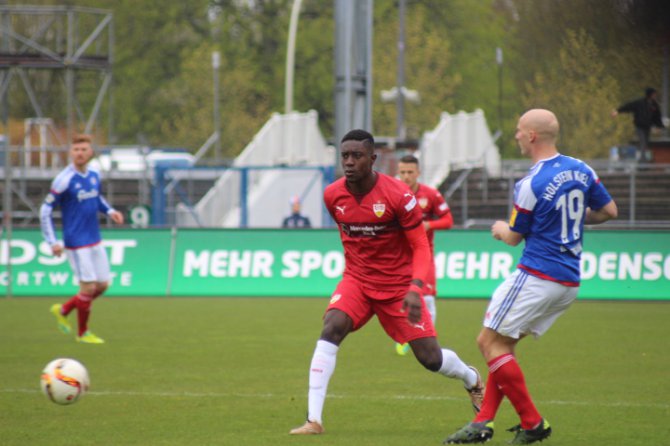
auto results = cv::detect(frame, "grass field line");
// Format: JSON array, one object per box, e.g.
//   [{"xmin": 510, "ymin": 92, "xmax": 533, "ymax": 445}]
[{"xmin": 4, "ymin": 388, "xmax": 668, "ymax": 410}]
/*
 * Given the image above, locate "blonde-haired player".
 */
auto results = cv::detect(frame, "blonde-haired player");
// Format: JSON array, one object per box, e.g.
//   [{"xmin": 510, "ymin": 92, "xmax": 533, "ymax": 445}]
[{"xmin": 41, "ymin": 134, "xmax": 124, "ymax": 344}]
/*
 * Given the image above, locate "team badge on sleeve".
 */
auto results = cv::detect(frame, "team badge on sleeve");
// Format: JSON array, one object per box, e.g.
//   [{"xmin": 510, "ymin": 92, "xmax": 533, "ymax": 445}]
[
  {"xmin": 45, "ymin": 193, "xmax": 55, "ymax": 204},
  {"xmin": 509, "ymin": 208, "xmax": 518, "ymax": 226},
  {"xmin": 403, "ymin": 193, "xmax": 417, "ymax": 211}
]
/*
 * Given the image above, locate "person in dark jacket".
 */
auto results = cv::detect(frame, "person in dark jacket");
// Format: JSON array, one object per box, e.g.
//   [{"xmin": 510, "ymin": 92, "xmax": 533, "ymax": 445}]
[
  {"xmin": 282, "ymin": 196, "xmax": 311, "ymax": 228},
  {"xmin": 612, "ymin": 87, "xmax": 665, "ymax": 161}
]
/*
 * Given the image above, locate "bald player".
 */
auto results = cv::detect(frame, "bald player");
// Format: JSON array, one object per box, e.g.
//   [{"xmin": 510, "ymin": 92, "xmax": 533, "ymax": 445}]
[{"xmin": 444, "ymin": 109, "xmax": 617, "ymax": 445}]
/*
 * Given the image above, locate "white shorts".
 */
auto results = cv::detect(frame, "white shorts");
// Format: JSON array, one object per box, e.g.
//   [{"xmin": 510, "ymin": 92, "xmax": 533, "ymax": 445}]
[
  {"xmin": 483, "ymin": 269, "xmax": 578, "ymax": 339},
  {"xmin": 66, "ymin": 243, "xmax": 111, "ymax": 283}
]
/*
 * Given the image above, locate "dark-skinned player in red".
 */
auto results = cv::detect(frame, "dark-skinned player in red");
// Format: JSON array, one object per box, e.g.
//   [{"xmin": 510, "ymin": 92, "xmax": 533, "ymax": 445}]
[{"xmin": 290, "ymin": 129, "xmax": 484, "ymax": 435}]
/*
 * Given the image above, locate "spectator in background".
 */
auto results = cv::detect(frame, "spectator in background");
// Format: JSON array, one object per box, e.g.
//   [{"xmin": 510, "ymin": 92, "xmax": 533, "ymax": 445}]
[
  {"xmin": 612, "ymin": 87, "xmax": 665, "ymax": 162},
  {"xmin": 282, "ymin": 196, "xmax": 312, "ymax": 228}
]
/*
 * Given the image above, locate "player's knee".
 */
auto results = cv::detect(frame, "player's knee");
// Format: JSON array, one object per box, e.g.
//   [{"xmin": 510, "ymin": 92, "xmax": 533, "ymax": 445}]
[
  {"xmin": 320, "ymin": 324, "xmax": 348, "ymax": 345},
  {"xmin": 476, "ymin": 331, "xmax": 488, "ymax": 354},
  {"xmin": 94, "ymin": 282, "xmax": 108, "ymax": 298},
  {"xmin": 421, "ymin": 356, "xmax": 442, "ymax": 372},
  {"xmin": 415, "ymin": 349, "xmax": 442, "ymax": 372},
  {"xmin": 79, "ymin": 282, "xmax": 97, "ymax": 296},
  {"xmin": 320, "ymin": 313, "xmax": 352, "ymax": 345},
  {"xmin": 410, "ymin": 337, "xmax": 443, "ymax": 371},
  {"xmin": 477, "ymin": 328, "xmax": 514, "ymax": 361}
]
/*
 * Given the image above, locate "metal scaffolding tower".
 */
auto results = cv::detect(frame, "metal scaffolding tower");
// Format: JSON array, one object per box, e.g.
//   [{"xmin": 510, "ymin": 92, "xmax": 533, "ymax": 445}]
[
  {"xmin": 0, "ymin": 5, "xmax": 114, "ymax": 146},
  {"xmin": 0, "ymin": 6, "xmax": 114, "ymax": 298}
]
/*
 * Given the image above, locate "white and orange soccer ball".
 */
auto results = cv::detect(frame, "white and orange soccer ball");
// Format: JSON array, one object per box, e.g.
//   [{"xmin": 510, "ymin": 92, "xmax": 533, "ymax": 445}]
[{"xmin": 40, "ymin": 358, "xmax": 90, "ymax": 405}]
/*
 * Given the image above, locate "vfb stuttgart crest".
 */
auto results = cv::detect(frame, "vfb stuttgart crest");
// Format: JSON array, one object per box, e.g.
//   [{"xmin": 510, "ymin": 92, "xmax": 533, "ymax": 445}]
[
  {"xmin": 419, "ymin": 197, "xmax": 428, "ymax": 209},
  {"xmin": 373, "ymin": 202, "xmax": 386, "ymax": 217}
]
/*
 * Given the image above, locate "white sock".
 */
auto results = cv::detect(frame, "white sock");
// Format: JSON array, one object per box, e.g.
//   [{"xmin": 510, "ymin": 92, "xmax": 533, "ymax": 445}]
[
  {"xmin": 423, "ymin": 295, "xmax": 437, "ymax": 324},
  {"xmin": 307, "ymin": 340, "xmax": 338, "ymax": 424},
  {"xmin": 438, "ymin": 348, "xmax": 477, "ymax": 388}
]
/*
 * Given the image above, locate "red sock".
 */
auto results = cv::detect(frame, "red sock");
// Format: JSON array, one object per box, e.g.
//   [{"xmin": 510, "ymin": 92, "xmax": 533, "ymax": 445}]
[
  {"xmin": 474, "ymin": 370, "xmax": 504, "ymax": 423},
  {"xmin": 76, "ymin": 293, "xmax": 93, "ymax": 336},
  {"xmin": 61, "ymin": 295, "xmax": 79, "ymax": 316},
  {"xmin": 489, "ymin": 353, "xmax": 542, "ymax": 429}
]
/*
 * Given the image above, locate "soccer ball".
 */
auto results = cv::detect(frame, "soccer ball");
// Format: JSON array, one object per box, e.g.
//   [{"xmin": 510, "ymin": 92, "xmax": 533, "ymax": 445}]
[{"xmin": 40, "ymin": 358, "xmax": 90, "ymax": 405}]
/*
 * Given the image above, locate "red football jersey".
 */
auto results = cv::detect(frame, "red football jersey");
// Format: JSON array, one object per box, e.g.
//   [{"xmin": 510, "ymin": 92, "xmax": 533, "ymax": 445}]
[
  {"xmin": 324, "ymin": 172, "xmax": 424, "ymax": 289},
  {"xmin": 414, "ymin": 183, "xmax": 450, "ymax": 248}
]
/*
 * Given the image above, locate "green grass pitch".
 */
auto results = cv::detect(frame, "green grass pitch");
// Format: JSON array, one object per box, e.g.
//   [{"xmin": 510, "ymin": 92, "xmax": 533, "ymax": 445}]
[{"xmin": 0, "ymin": 297, "xmax": 668, "ymax": 445}]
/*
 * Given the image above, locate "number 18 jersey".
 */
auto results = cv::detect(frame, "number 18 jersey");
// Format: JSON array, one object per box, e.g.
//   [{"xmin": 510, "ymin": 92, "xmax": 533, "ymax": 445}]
[{"xmin": 509, "ymin": 154, "xmax": 612, "ymax": 285}]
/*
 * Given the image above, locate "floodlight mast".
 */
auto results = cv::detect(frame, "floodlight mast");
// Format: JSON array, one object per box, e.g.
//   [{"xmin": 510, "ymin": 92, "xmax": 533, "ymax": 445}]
[
  {"xmin": 285, "ymin": 0, "xmax": 303, "ymax": 114},
  {"xmin": 334, "ymin": 0, "xmax": 373, "ymax": 174},
  {"xmin": 396, "ymin": 0, "xmax": 406, "ymax": 141}
]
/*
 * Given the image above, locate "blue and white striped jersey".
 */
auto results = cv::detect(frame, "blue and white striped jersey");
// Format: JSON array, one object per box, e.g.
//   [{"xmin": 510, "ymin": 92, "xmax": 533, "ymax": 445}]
[
  {"xmin": 509, "ymin": 154, "xmax": 612, "ymax": 285},
  {"xmin": 40, "ymin": 164, "xmax": 114, "ymax": 249}
]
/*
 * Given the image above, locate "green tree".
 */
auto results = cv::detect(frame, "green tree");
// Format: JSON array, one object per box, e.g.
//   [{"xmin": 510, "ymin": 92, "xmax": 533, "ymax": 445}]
[
  {"xmin": 76, "ymin": 0, "xmax": 212, "ymax": 145},
  {"xmin": 523, "ymin": 29, "xmax": 628, "ymax": 158},
  {"xmin": 373, "ymin": 1, "xmax": 461, "ymax": 139},
  {"xmin": 508, "ymin": 0, "xmax": 669, "ymax": 156},
  {"xmin": 5, "ymin": 0, "xmax": 666, "ymax": 160},
  {"xmin": 292, "ymin": 1, "xmax": 335, "ymax": 137},
  {"xmin": 426, "ymin": 0, "xmax": 516, "ymax": 132},
  {"xmin": 154, "ymin": 43, "xmax": 272, "ymax": 157},
  {"xmin": 110, "ymin": 0, "xmax": 293, "ymax": 152}
]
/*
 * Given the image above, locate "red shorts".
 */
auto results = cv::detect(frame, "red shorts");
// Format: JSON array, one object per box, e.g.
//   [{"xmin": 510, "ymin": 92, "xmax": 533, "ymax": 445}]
[{"xmin": 326, "ymin": 277, "xmax": 437, "ymax": 344}]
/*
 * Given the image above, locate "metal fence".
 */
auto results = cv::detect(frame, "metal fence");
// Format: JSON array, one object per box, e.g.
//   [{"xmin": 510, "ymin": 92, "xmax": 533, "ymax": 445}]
[
  {"xmin": 445, "ymin": 159, "xmax": 670, "ymax": 230},
  {"xmin": 2, "ymin": 144, "xmax": 670, "ymax": 230}
]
